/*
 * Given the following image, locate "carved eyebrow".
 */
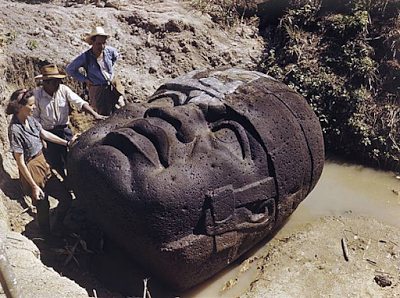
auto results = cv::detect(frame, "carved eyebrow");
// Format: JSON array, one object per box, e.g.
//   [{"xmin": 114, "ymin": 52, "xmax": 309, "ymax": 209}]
[
  {"xmin": 128, "ymin": 119, "xmax": 170, "ymax": 168},
  {"xmin": 148, "ymin": 90, "xmax": 186, "ymax": 106},
  {"xmin": 210, "ymin": 120, "xmax": 251, "ymax": 160},
  {"xmin": 144, "ymin": 107, "xmax": 197, "ymax": 144},
  {"xmin": 102, "ymin": 127, "xmax": 163, "ymax": 168}
]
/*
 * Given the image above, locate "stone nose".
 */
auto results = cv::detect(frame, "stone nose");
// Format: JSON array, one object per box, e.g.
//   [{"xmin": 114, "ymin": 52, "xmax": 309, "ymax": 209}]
[{"xmin": 144, "ymin": 105, "xmax": 206, "ymax": 143}]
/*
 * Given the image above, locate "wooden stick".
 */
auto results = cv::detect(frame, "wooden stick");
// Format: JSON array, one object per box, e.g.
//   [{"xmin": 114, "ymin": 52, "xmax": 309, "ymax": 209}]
[
  {"xmin": 143, "ymin": 278, "xmax": 152, "ymax": 298},
  {"xmin": 362, "ymin": 238, "xmax": 371, "ymax": 260},
  {"xmin": 366, "ymin": 259, "xmax": 377, "ymax": 265},
  {"xmin": 341, "ymin": 238, "xmax": 349, "ymax": 261}
]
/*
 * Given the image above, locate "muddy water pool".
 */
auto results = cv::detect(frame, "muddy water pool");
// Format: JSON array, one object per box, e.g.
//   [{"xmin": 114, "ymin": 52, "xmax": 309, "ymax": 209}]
[{"xmin": 180, "ymin": 160, "xmax": 400, "ymax": 298}]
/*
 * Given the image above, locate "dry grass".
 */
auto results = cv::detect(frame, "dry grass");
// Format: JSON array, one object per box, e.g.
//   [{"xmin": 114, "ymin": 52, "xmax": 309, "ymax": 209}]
[{"xmin": 190, "ymin": 0, "xmax": 252, "ymax": 26}]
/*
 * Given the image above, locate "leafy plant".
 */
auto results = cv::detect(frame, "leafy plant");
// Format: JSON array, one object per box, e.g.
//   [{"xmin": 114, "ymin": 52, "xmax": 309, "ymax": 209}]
[
  {"xmin": 258, "ymin": 0, "xmax": 400, "ymax": 169},
  {"xmin": 0, "ymin": 30, "xmax": 17, "ymax": 47},
  {"xmin": 26, "ymin": 39, "xmax": 38, "ymax": 50},
  {"xmin": 190, "ymin": 0, "xmax": 251, "ymax": 26},
  {"xmin": 325, "ymin": 10, "xmax": 369, "ymax": 39}
]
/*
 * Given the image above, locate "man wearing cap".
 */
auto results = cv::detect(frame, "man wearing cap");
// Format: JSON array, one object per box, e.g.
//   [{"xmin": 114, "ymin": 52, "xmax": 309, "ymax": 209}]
[
  {"xmin": 34, "ymin": 64, "xmax": 106, "ymax": 179},
  {"xmin": 66, "ymin": 26, "xmax": 123, "ymax": 116}
]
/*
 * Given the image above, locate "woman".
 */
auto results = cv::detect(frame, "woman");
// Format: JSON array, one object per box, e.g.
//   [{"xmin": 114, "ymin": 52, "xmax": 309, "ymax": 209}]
[{"xmin": 7, "ymin": 89, "xmax": 78, "ymax": 234}]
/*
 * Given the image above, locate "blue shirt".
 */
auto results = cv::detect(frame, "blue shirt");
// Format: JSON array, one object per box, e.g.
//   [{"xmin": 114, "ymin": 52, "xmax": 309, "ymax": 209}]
[
  {"xmin": 66, "ymin": 45, "xmax": 118, "ymax": 85},
  {"xmin": 8, "ymin": 115, "xmax": 43, "ymax": 163}
]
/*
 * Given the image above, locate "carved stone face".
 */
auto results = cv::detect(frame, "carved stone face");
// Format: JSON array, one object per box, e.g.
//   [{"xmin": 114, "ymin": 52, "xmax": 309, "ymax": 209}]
[{"xmin": 67, "ymin": 68, "xmax": 324, "ymax": 291}]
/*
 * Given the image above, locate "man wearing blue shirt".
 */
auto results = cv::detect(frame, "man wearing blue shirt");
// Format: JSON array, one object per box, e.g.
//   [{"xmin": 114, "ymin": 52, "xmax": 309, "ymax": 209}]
[{"xmin": 66, "ymin": 27, "xmax": 123, "ymax": 116}]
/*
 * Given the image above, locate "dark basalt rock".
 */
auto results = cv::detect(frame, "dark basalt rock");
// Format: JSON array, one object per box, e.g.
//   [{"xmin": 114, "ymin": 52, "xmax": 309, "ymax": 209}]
[{"xmin": 67, "ymin": 68, "xmax": 324, "ymax": 291}]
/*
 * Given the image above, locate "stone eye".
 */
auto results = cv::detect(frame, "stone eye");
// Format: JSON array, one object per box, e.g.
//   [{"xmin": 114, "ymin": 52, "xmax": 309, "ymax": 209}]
[{"xmin": 212, "ymin": 122, "xmax": 249, "ymax": 159}]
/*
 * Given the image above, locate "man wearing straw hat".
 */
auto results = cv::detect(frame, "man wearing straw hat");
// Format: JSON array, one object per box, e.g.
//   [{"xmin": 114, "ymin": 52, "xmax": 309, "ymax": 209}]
[
  {"xmin": 33, "ymin": 63, "xmax": 106, "ymax": 179},
  {"xmin": 66, "ymin": 26, "xmax": 124, "ymax": 116}
]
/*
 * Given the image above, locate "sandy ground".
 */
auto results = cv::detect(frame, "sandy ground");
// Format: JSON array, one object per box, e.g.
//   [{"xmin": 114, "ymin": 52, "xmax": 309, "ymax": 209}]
[
  {"xmin": 0, "ymin": 0, "xmax": 400, "ymax": 297},
  {"xmin": 240, "ymin": 215, "xmax": 400, "ymax": 298}
]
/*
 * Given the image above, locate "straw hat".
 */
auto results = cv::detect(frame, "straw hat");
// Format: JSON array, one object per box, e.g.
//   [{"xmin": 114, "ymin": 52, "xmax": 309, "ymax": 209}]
[
  {"xmin": 34, "ymin": 64, "xmax": 67, "ymax": 81},
  {"xmin": 85, "ymin": 26, "xmax": 110, "ymax": 44}
]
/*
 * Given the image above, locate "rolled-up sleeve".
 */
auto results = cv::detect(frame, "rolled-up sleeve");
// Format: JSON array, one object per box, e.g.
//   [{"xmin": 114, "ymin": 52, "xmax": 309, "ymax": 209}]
[
  {"xmin": 62, "ymin": 85, "xmax": 87, "ymax": 110},
  {"xmin": 66, "ymin": 52, "xmax": 87, "ymax": 83},
  {"xmin": 8, "ymin": 128, "xmax": 24, "ymax": 154}
]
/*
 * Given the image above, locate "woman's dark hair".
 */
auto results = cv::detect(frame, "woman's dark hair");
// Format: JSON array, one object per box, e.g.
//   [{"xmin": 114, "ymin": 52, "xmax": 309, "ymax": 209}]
[{"xmin": 6, "ymin": 89, "xmax": 34, "ymax": 115}]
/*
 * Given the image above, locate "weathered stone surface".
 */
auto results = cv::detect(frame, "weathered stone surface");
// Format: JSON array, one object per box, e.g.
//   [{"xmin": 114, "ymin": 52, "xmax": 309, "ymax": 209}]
[{"xmin": 67, "ymin": 68, "xmax": 324, "ymax": 291}]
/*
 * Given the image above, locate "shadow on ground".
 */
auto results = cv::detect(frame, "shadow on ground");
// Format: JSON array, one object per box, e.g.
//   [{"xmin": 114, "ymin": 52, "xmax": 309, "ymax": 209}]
[
  {"xmin": 22, "ymin": 199, "xmax": 177, "ymax": 298},
  {"xmin": 0, "ymin": 154, "xmax": 24, "ymax": 200},
  {"xmin": 0, "ymin": 154, "xmax": 179, "ymax": 297}
]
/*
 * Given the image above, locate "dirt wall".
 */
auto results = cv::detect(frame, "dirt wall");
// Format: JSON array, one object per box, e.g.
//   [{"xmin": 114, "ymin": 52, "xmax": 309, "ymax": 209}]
[{"xmin": 0, "ymin": 0, "xmax": 265, "ymax": 296}]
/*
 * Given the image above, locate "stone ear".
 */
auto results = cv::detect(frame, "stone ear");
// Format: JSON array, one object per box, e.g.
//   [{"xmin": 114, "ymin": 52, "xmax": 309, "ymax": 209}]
[{"xmin": 203, "ymin": 177, "xmax": 277, "ymax": 237}]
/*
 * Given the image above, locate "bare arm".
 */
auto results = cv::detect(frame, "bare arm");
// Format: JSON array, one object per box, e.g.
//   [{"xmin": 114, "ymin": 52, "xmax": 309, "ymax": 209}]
[
  {"xmin": 40, "ymin": 129, "xmax": 69, "ymax": 146},
  {"xmin": 82, "ymin": 103, "xmax": 108, "ymax": 120},
  {"xmin": 40, "ymin": 129, "xmax": 79, "ymax": 147},
  {"xmin": 13, "ymin": 152, "xmax": 43, "ymax": 202},
  {"xmin": 63, "ymin": 85, "xmax": 106, "ymax": 120}
]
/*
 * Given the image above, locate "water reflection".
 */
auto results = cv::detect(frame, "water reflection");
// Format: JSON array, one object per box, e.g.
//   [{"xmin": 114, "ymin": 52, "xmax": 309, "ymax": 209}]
[{"xmin": 181, "ymin": 159, "xmax": 400, "ymax": 298}]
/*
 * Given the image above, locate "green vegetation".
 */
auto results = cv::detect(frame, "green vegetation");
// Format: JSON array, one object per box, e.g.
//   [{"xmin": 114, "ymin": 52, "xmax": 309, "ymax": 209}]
[
  {"xmin": 190, "ymin": 0, "xmax": 252, "ymax": 26},
  {"xmin": 191, "ymin": 0, "xmax": 400, "ymax": 169},
  {"xmin": 26, "ymin": 39, "xmax": 38, "ymax": 50},
  {"xmin": 258, "ymin": 0, "xmax": 400, "ymax": 169},
  {"xmin": 0, "ymin": 30, "xmax": 17, "ymax": 47}
]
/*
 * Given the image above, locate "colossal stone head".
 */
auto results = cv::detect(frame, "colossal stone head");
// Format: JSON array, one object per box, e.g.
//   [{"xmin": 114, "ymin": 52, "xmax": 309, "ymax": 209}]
[{"xmin": 67, "ymin": 68, "xmax": 324, "ymax": 291}]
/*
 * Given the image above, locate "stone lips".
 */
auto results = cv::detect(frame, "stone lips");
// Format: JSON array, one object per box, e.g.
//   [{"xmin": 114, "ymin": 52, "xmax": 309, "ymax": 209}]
[{"xmin": 67, "ymin": 68, "xmax": 324, "ymax": 291}]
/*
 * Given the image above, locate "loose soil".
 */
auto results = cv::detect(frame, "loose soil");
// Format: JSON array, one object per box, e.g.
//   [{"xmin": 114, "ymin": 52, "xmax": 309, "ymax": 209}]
[{"xmin": 240, "ymin": 215, "xmax": 400, "ymax": 298}]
